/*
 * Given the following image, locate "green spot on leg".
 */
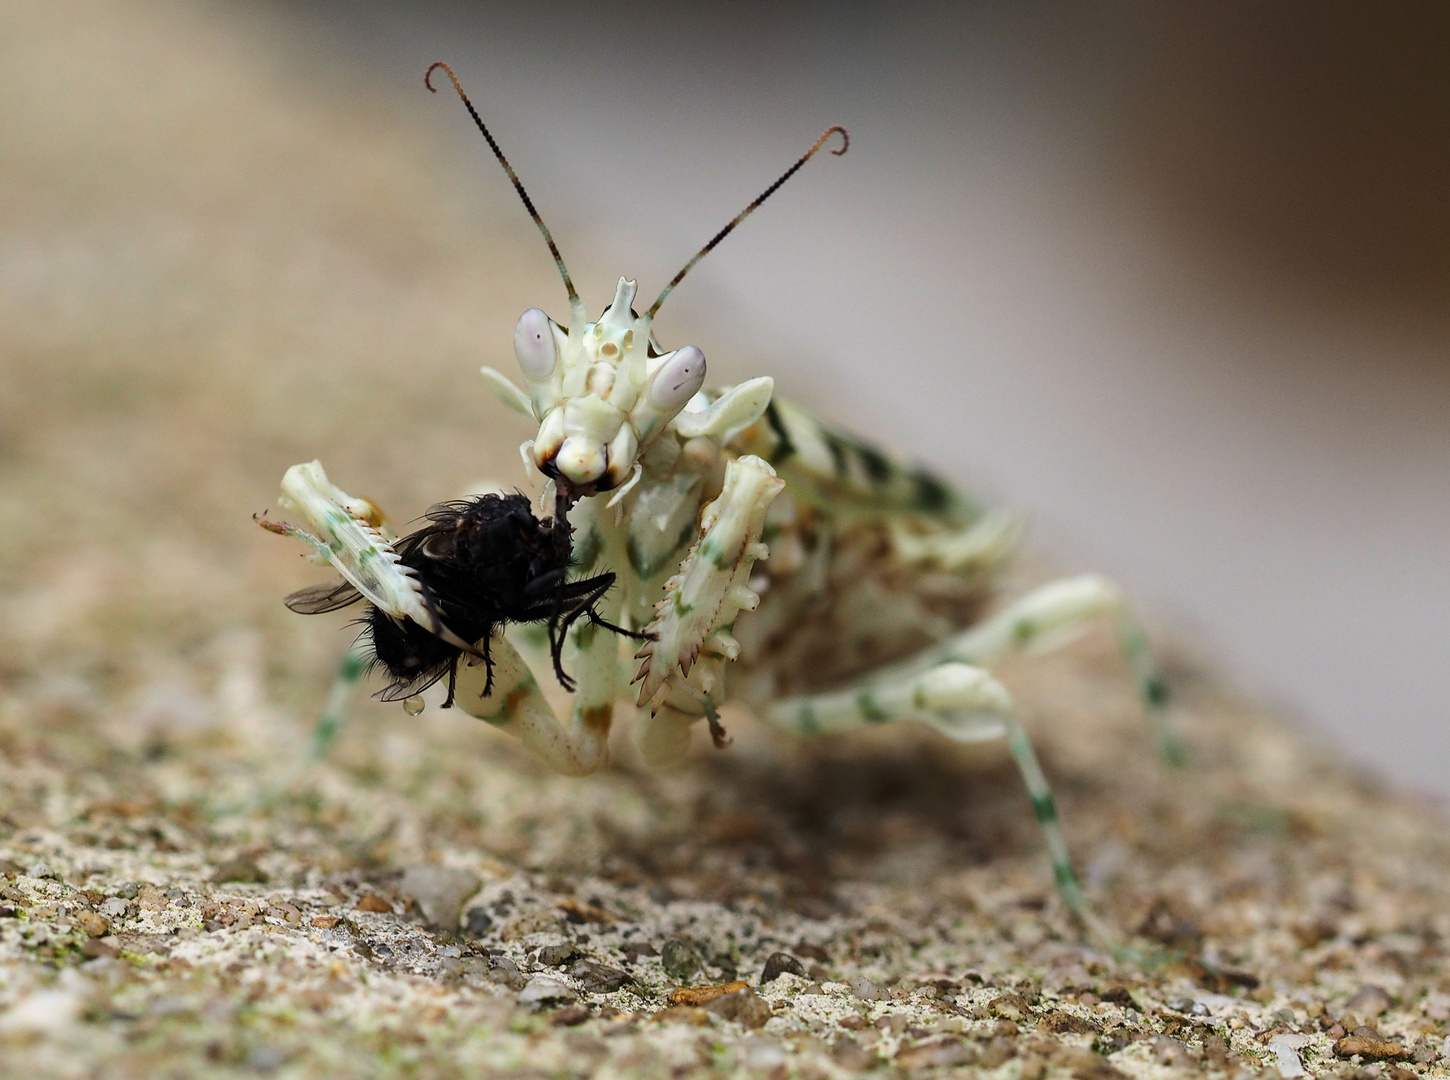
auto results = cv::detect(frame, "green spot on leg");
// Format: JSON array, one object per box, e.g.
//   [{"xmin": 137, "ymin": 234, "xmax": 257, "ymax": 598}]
[
  {"xmin": 324, "ymin": 509, "xmax": 354, "ymax": 539},
  {"xmin": 1144, "ymin": 675, "xmax": 1169, "ymax": 708},
  {"xmin": 1012, "ymin": 618, "xmax": 1036, "ymax": 645},
  {"xmin": 1053, "ymin": 861, "xmax": 1081, "ymax": 892},
  {"xmin": 310, "ymin": 649, "xmax": 366, "ymax": 761},
  {"xmin": 764, "ymin": 402, "xmax": 797, "ymax": 464},
  {"xmin": 1031, "ymin": 792, "xmax": 1058, "ymax": 824},
  {"xmin": 699, "ymin": 537, "xmax": 734, "ymax": 571},
  {"xmin": 1160, "ymin": 736, "xmax": 1188, "ymax": 770},
  {"xmin": 1117, "ymin": 619, "xmax": 1183, "ymax": 767},
  {"xmin": 574, "ymin": 527, "xmax": 601, "ymax": 572},
  {"xmin": 855, "ymin": 442, "xmax": 892, "ymax": 483},
  {"xmin": 309, "ymin": 715, "xmax": 339, "ymax": 760},
  {"xmin": 796, "ymin": 703, "xmax": 820, "ymax": 735},
  {"xmin": 856, "ymin": 693, "xmax": 889, "ymax": 723},
  {"xmin": 913, "ymin": 471, "xmax": 952, "ymax": 514}
]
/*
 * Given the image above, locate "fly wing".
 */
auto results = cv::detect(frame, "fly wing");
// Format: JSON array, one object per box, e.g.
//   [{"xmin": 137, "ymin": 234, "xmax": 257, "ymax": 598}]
[
  {"xmin": 375, "ymin": 664, "xmax": 451, "ymax": 702},
  {"xmin": 283, "ymin": 578, "xmax": 363, "ymax": 614}
]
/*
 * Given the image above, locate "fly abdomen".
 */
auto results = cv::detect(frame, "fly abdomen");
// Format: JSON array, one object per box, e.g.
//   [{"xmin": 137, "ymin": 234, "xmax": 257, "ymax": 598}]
[{"xmin": 364, "ymin": 607, "xmax": 473, "ymax": 701}]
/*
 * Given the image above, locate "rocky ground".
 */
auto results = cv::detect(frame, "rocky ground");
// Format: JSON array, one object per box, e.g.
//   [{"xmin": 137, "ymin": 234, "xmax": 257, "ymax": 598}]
[
  {"xmin": 3, "ymin": 2, "xmax": 1449, "ymax": 1078},
  {"xmin": 5, "ymin": 622, "xmax": 1450, "ymax": 1080}
]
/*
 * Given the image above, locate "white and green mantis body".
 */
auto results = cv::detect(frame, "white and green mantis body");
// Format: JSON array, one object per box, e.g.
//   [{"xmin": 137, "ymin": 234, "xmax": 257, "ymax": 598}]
[{"xmin": 262, "ymin": 62, "xmax": 1181, "ymax": 941}]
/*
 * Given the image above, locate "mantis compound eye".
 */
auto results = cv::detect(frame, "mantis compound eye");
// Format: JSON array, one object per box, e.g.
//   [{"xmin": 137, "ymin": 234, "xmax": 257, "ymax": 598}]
[
  {"xmin": 513, "ymin": 308, "xmax": 557, "ymax": 380},
  {"xmin": 648, "ymin": 346, "xmax": 706, "ymax": 411}
]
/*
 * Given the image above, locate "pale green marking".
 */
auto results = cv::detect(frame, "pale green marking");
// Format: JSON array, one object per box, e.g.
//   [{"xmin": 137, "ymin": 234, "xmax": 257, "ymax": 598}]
[
  {"xmin": 1053, "ymin": 862, "xmax": 1081, "ymax": 892},
  {"xmin": 1031, "ymin": 792, "xmax": 1058, "ymax": 824},
  {"xmin": 309, "ymin": 646, "xmax": 367, "ymax": 761},
  {"xmin": 1116, "ymin": 613, "xmax": 1184, "ymax": 767},
  {"xmin": 626, "ymin": 536, "xmax": 648, "ymax": 578},
  {"xmin": 856, "ymin": 692, "xmax": 889, "ymax": 723},
  {"xmin": 574, "ymin": 527, "xmax": 601, "ymax": 572},
  {"xmin": 1144, "ymin": 675, "xmax": 1169, "ymax": 708}
]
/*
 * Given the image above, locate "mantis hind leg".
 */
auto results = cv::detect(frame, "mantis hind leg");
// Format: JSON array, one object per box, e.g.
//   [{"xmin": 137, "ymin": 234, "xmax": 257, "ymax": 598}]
[
  {"xmin": 884, "ymin": 574, "xmax": 1184, "ymax": 767},
  {"xmin": 756, "ymin": 662, "xmax": 1113, "ymax": 947}
]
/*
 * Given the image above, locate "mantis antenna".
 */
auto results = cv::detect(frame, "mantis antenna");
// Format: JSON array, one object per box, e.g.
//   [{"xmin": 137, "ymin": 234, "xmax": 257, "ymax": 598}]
[
  {"xmin": 426, "ymin": 61, "xmax": 581, "ymax": 309},
  {"xmin": 647, "ymin": 125, "xmax": 849, "ymax": 319}
]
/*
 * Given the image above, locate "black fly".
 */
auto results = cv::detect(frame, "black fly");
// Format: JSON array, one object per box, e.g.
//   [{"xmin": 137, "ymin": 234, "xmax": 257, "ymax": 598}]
[{"xmin": 282, "ymin": 493, "xmax": 634, "ymax": 706}]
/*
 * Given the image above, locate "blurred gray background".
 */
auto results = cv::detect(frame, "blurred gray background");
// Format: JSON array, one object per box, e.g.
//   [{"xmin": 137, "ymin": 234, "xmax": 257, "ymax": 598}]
[{"xmin": 8, "ymin": 1, "xmax": 1448, "ymax": 793}]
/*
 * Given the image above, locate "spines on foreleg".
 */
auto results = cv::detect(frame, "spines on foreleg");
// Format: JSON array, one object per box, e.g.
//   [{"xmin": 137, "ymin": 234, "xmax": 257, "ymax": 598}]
[
  {"xmin": 257, "ymin": 461, "xmax": 478, "ymax": 657},
  {"xmin": 633, "ymin": 454, "xmax": 784, "ymax": 709}
]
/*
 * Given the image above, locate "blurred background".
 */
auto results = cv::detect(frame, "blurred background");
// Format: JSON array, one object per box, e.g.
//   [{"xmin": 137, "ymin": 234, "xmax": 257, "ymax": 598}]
[{"xmin": 3, "ymin": 1, "xmax": 1446, "ymax": 795}]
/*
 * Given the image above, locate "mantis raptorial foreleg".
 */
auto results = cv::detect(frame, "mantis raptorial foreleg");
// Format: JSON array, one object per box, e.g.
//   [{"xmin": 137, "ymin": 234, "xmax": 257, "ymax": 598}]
[
  {"xmin": 451, "ymin": 633, "xmax": 612, "ymax": 776},
  {"xmin": 630, "ymin": 455, "xmax": 784, "ymax": 766}
]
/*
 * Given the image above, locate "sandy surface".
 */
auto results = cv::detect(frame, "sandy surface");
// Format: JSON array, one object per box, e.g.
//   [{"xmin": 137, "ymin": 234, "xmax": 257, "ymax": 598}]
[{"xmin": 3, "ymin": 2, "xmax": 1449, "ymax": 1077}]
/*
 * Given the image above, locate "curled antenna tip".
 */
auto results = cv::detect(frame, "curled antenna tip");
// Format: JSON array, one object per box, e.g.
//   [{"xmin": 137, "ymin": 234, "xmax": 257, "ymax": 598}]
[
  {"xmin": 825, "ymin": 125, "xmax": 849, "ymax": 155},
  {"xmin": 425, "ymin": 60, "xmax": 580, "ymax": 305},
  {"xmin": 425, "ymin": 61, "xmax": 457, "ymax": 94}
]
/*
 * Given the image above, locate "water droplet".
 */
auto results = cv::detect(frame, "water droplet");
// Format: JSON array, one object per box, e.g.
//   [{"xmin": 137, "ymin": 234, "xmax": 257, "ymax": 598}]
[{"xmin": 402, "ymin": 695, "xmax": 425, "ymax": 716}]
